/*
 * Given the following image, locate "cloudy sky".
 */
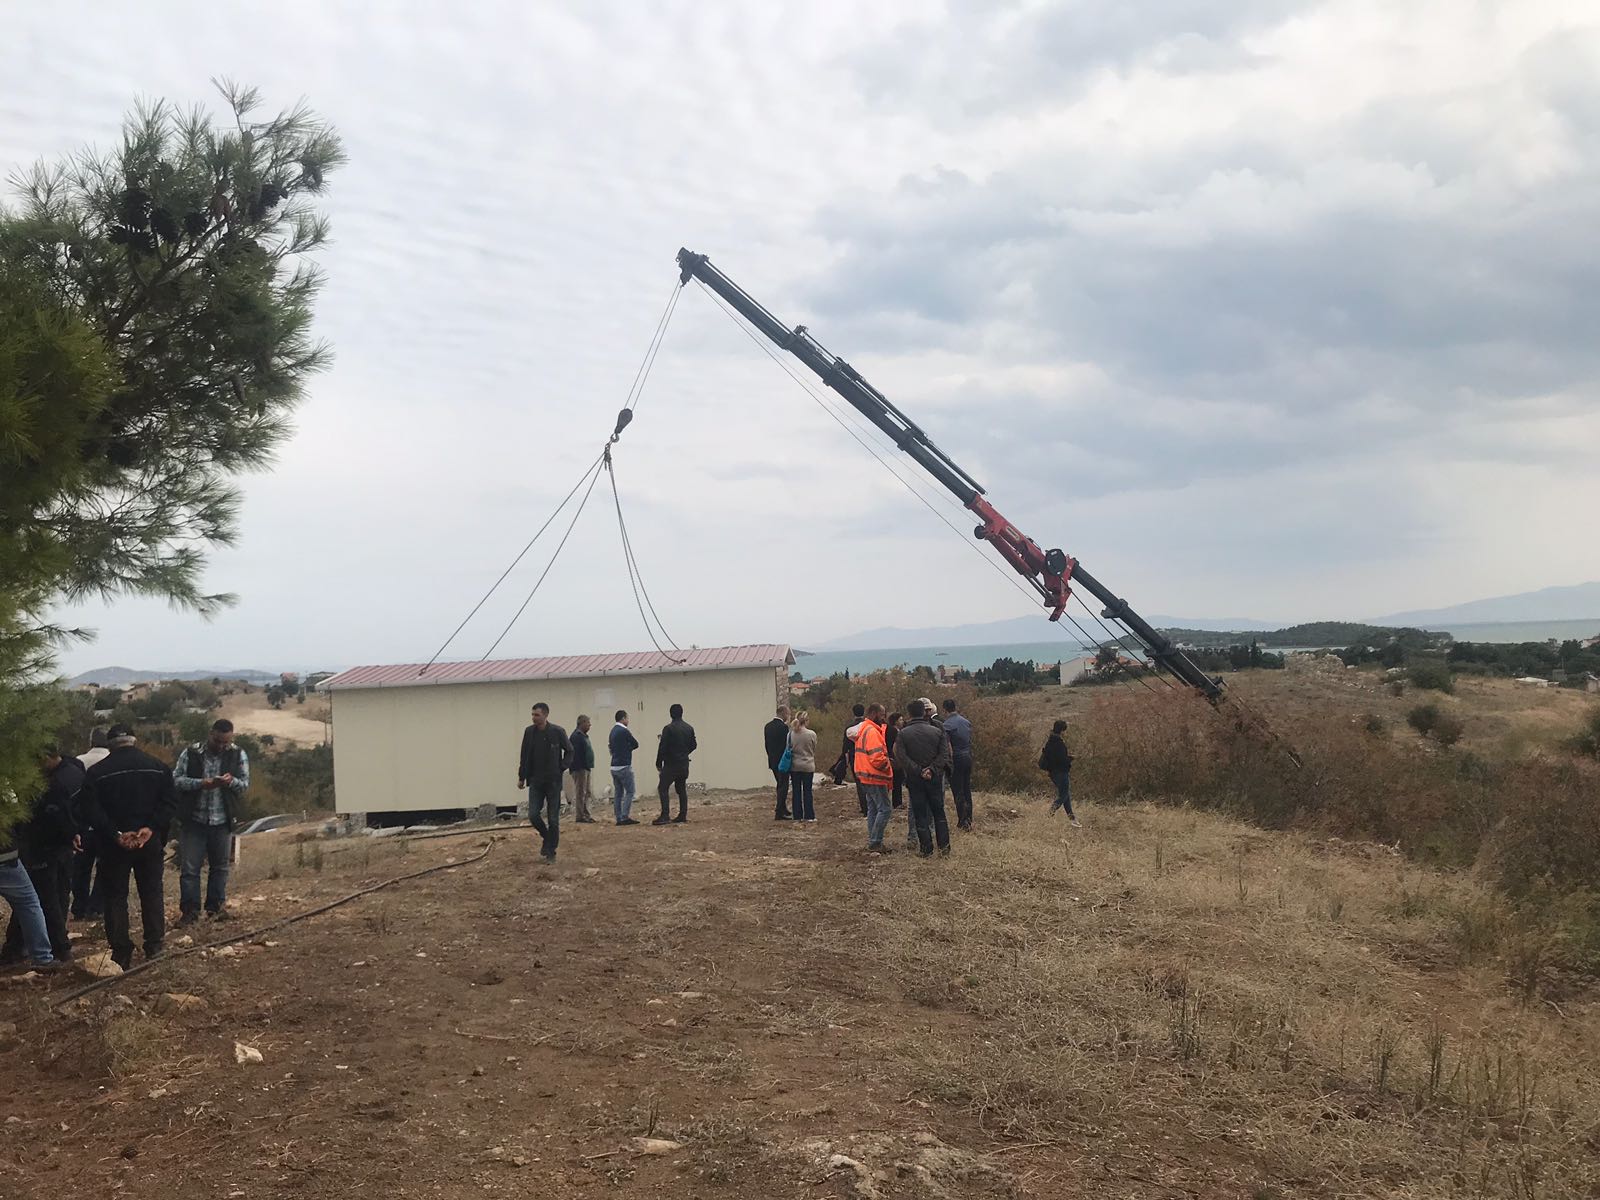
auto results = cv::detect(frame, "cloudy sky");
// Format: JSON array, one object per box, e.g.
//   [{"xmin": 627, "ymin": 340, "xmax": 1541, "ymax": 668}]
[{"xmin": 5, "ymin": 1, "xmax": 1597, "ymax": 674}]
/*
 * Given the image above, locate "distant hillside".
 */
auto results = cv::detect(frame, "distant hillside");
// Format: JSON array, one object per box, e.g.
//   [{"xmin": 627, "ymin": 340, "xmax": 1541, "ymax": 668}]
[
  {"xmin": 1160, "ymin": 622, "xmax": 1448, "ymax": 650},
  {"xmin": 1374, "ymin": 582, "xmax": 1600, "ymax": 625},
  {"xmin": 64, "ymin": 666, "xmax": 281, "ymax": 688}
]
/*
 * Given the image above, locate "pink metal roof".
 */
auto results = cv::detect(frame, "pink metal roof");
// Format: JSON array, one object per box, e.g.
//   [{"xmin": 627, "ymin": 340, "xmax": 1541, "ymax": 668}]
[{"xmin": 319, "ymin": 644, "xmax": 794, "ymax": 692}]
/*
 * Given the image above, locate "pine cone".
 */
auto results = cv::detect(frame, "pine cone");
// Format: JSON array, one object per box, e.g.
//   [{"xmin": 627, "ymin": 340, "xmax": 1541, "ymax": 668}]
[
  {"xmin": 151, "ymin": 207, "xmax": 180, "ymax": 243},
  {"xmin": 119, "ymin": 188, "xmax": 152, "ymax": 228}
]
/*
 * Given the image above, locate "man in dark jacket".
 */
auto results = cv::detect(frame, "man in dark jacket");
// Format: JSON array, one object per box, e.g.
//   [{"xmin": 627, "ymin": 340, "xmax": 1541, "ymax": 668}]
[
  {"xmin": 567, "ymin": 715, "xmax": 596, "ymax": 824},
  {"xmin": 842, "ymin": 703, "xmax": 867, "ymax": 812},
  {"xmin": 942, "ymin": 699, "xmax": 975, "ymax": 831},
  {"xmin": 764, "ymin": 705, "xmax": 792, "ymax": 821},
  {"xmin": 0, "ymin": 748, "xmax": 82, "ymax": 967},
  {"xmin": 608, "ymin": 710, "xmax": 640, "ymax": 825},
  {"xmin": 654, "ymin": 704, "xmax": 697, "ymax": 825},
  {"xmin": 71, "ymin": 726, "xmax": 110, "ymax": 919},
  {"xmin": 893, "ymin": 701, "xmax": 954, "ymax": 857},
  {"xmin": 518, "ymin": 703, "xmax": 571, "ymax": 862},
  {"xmin": 172, "ymin": 719, "xmax": 249, "ymax": 924},
  {"xmin": 81, "ymin": 725, "xmax": 178, "ymax": 969}
]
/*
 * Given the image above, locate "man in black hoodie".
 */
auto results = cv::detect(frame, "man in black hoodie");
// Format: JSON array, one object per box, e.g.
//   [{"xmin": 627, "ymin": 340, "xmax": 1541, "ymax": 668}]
[
  {"xmin": 82, "ymin": 725, "xmax": 178, "ymax": 969},
  {"xmin": 654, "ymin": 704, "xmax": 697, "ymax": 825},
  {"xmin": 0, "ymin": 748, "xmax": 82, "ymax": 966}
]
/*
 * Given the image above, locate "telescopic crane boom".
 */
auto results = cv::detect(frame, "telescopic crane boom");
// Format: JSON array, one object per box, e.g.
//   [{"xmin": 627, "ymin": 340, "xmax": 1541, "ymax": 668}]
[{"xmin": 677, "ymin": 247, "xmax": 1223, "ymax": 702}]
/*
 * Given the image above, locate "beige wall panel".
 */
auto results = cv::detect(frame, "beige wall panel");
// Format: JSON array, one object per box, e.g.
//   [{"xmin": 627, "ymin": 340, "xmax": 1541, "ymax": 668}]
[{"xmin": 331, "ymin": 665, "xmax": 783, "ymax": 813}]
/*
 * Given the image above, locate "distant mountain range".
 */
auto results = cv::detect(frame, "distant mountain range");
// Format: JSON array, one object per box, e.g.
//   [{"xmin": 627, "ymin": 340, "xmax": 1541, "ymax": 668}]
[
  {"xmin": 64, "ymin": 666, "xmax": 281, "ymax": 688},
  {"xmin": 807, "ymin": 612, "xmax": 1279, "ymax": 651},
  {"xmin": 1370, "ymin": 582, "xmax": 1600, "ymax": 626},
  {"xmin": 810, "ymin": 582, "xmax": 1600, "ymax": 651}
]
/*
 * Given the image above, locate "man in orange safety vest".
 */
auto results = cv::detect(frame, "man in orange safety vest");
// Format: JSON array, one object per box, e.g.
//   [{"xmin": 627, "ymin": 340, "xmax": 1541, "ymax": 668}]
[{"xmin": 853, "ymin": 703, "xmax": 894, "ymax": 854}]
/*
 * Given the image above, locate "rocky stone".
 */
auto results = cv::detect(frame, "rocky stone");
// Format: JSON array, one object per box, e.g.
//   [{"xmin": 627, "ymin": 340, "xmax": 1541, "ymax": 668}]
[
  {"xmin": 157, "ymin": 993, "xmax": 206, "ymax": 1014},
  {"xmin": 631, "ymin": 1136, "xmax": 683, "ymax": 1155},
  {"xmin": 233, "ymin": 1042, "xmax": 264, "ymax": 1065},
  {"xmin": 78, "ymin": 951, "xmax": 123, "ymax": 978}
]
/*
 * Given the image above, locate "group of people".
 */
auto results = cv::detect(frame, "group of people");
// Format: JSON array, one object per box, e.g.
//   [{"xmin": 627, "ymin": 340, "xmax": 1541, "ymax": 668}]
[
  {"xmin": 764, "ymin": 697, "xmax": 1081, "ymax": 858},
  {"xmin": 516, "ymin": 702, "xmax": 698, "ymax": 862},
  {"xmin": 0, "ymin": 719, "xmax": 249, "ymax": 974}
]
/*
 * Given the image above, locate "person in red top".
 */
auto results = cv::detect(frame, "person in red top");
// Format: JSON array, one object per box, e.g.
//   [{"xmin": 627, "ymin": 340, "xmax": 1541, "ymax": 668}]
[{"xmin": 853, "ymin": 704, "xmax": 894, "ymax": 854}]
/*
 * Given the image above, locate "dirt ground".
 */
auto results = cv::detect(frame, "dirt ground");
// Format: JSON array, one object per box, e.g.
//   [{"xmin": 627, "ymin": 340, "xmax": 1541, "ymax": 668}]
[
  {"xmin": 2, "ymin": 779, "xmax": 1595, "ymax": 1199},
  {"xmin": 216, "ymin": 690, "xmax": 331, "ymax": 747}
]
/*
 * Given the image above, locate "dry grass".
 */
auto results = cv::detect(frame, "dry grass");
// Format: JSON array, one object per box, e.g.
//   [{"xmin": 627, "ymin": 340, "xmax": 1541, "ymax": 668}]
[{"xmin": 822, "ymin": 801, "xmax": 1600, "ymax": 1198}]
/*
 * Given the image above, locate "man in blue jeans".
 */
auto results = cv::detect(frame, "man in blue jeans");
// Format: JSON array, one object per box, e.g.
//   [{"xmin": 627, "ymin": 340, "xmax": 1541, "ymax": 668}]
[
  {"xmin": 172, "ymin": 719, "xmax": 250, "ymax": 924},
  {"xmin": 609, "ymin": 710, "xmax": 640, "ymax": 825},
  {"xmin": 0, "ymin": 848, "xmax": 57, "ymax": 971},
  {"xmin": 941, "ymin": 699, "xmax": 975, "ymax": 831}
]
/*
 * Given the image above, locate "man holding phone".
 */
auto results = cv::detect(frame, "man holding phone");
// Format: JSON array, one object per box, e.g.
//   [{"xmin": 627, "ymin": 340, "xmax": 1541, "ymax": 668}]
[{"xmin": 173, "ymin": 719, "xmax": 250, "ymax": 923}]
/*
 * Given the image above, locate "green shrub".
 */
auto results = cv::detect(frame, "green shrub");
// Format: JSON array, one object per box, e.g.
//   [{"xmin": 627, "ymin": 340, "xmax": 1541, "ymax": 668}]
[
  {"xmin": 1571, "ymin": 708, "xmax": 1600, "ymax": 759},
  {"xmin": 1430, "ymin": 713, "xmax": 1465, "ymax": 747},
  {"xmin": 1362, "ymin": 713, "xmax": 1388, "ymax": 736},
  {"xmin": 1407, "ymin": 661, "xmax": 1455, "ymax": 693},
  {"xmin": 1407, "ymin": 704, "xmax": 1441, "ymax": 735}
]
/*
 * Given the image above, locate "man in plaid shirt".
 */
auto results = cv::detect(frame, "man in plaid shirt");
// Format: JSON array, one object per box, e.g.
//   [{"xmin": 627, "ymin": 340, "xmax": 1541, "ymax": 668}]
[{"xmin": 172, "ymin": 719, "xmax": 250, "ymax": 923}]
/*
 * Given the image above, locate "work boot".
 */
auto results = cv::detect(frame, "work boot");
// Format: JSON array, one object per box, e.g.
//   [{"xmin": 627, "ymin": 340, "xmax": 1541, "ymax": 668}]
[
  {"xmin": 576, "ymin": 816, "xmax": 596, "ymax": 824},
  {"xmin": 651, "ymin": 816, "xmax": 671, "ymax": 826},
  {"xmin": 672, "ymin": 813, "xmax": 688, "ymax": 824},
  {"xmin": 619, "ymin": 817, "xmax": 640, "ymax": 826},
  {"xmin": 177, "ymin": 910, "xmax": 199, "ymax": 927}
]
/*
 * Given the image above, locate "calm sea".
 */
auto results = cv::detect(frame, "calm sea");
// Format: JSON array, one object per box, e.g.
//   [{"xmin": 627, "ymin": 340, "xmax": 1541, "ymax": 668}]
[{"xmin": 794, "ymin": 618, "xmax": 1600, "ymax": 678}]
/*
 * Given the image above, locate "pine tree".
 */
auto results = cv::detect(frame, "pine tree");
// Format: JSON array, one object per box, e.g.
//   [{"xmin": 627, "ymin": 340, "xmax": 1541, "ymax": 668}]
[{"xmin": 0, "ymin": 82, "xmax": 344, "ymax": 828}]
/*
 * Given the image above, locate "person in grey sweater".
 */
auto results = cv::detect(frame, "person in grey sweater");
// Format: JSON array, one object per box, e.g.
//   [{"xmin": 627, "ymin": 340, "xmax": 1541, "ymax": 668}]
[
  {"xmin": 893, "ymin": 700, "xmax": 954, "ymax": 856},
  {"xmin": 787, "ymin": 712, "xmax": 819, "ymax": 823}
]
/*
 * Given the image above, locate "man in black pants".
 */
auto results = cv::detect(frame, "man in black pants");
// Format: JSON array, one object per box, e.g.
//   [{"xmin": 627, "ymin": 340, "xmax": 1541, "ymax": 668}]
[
  {"xmin": 654, "ymin": 704, "xmax": 697, "ymax": 825},
  {"xmin": 518, "ymin": 702, "xmax": 571, "ymax": 862},
  {"xmin": 893, "ymin": 700, "xmax": 953, "ymax": 857},
  {"xmin": 764, "ymin": 704, "xmax": 792, "ymax": 820},
  {"xmin": 81, "ymin": 725, "xmax": 177, "ymax": 970}
]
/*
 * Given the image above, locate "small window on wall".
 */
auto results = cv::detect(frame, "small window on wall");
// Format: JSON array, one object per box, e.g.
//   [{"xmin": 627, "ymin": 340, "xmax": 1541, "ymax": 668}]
[{"xmin": 595, "ymin": 687, "xmax": 615, "ymax": 709}]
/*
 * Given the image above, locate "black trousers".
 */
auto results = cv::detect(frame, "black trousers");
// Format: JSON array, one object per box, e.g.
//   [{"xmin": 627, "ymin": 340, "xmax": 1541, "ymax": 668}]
[
  {"xmin": 950, "ymin": 756, "xmax": 974, "ymax": 827},
  {"xmin": 527, "ymin": 777, "xmax": 562, "ymax": 854},
  {"xmin": 71, "ymin": 836, "xmax": 103, "ymax": 918},
  {"xmin": 906, "ymin": 773, "xmax": 950, "ymax": 855},
  {"xmin": 855, "ymin": 779, "xmax": 867, "ymax": 816},
  {"xmin": 101, "ymin": 840, "xmax": 166, "ymax": 965},
  {"xmin": 2, "ymin": 849, "xmax": 73, "ymax": 962},
  {"xmin": 772, "ymin": 769, "xmax": 791, "ymax": 817},
  {"xmin": 658, "ymin": 764, "xmax": 688, "ymax": 818}
]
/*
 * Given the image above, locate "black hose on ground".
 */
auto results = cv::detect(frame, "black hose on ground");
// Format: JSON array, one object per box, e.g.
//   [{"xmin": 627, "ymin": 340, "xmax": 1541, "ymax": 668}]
[{"xmin": 49, "ymin": 836, "xmax": 501, "ymax": 1009}]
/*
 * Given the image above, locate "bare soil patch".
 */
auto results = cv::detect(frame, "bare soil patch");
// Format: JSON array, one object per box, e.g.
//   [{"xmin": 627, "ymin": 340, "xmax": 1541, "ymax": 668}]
[{"xmin": 217, "ymin": 690, "xmax": 331, "ymax": 747}]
